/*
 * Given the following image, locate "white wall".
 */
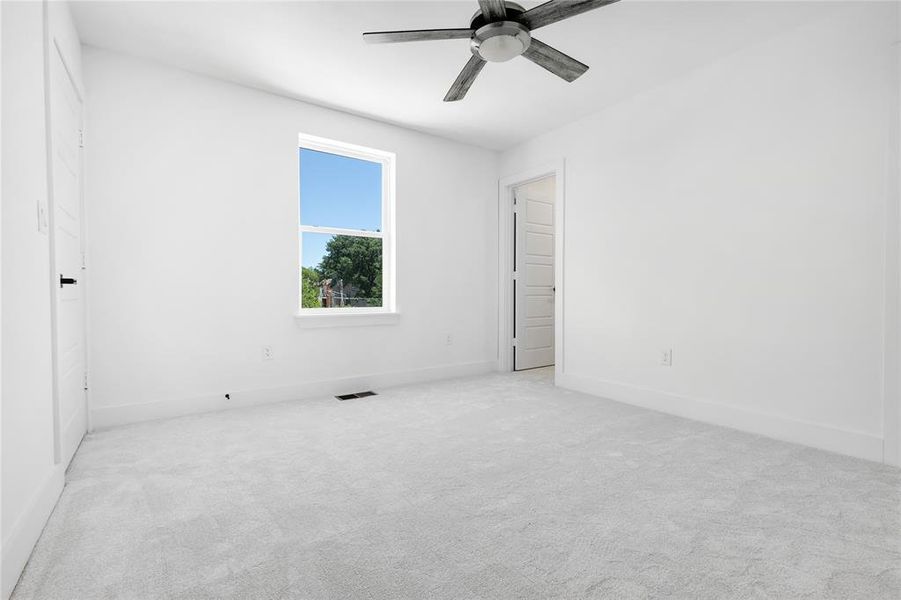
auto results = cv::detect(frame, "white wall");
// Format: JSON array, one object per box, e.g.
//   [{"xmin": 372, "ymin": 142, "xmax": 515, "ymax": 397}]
[
  {"xmin": 888, "ymin": 0, "xmax": 901, "ymax": 468},
  {"xmin": 500, "ymin": 2, "xmax": 900, "ymax": 464},
  {"xmin": 1, "ymin": 3, "xmax": 56, "ymax": 596},
  {"xmin": 0, "ymin": 0, "xmax": 4, "ymax": 587},
  {"xmin": 83, "ymin": 48, "xmax": 499, "ymax": 427},
  {"xmin": 1, "ymin": 2, "xmax": 83, "ymax": 597}
]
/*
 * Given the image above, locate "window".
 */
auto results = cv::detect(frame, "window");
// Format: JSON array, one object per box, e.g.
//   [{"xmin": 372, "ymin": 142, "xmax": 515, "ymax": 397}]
[{"xmin": 298, "ymin": 134, "xmax": 395, "ymax": 315}]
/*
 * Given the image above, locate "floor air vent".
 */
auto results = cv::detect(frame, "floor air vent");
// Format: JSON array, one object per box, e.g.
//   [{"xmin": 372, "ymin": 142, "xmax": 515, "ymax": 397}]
[{"xmin": 335, "ymin": 390, "xmax": 377, "ymax": 401}]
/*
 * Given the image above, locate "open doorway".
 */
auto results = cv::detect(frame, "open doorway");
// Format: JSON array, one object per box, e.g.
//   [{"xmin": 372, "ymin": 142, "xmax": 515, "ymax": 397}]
[
  {"xmin": 497, "ymin": 162, "xmax": 564, "ymax": 374},
  {"xmin": 513, "ymin": 176, "xmax": 555, "ymax": 371}
]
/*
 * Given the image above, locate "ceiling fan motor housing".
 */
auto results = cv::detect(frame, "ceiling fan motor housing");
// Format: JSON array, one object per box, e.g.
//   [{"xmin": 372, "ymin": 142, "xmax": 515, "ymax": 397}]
[
  {"xmin": 468, "ymin": 1, "xmax": 527, "ymax": 29},
  {"xmin": 471, "ymin": 21, "xmax": 531, "ymax": 63}
]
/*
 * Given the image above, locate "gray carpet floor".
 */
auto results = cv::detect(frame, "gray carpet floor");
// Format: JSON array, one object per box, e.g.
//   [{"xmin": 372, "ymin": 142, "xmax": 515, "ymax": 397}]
[{"xmin": 12, "ymin": 369, "xmax": 901, "ymax": 599}]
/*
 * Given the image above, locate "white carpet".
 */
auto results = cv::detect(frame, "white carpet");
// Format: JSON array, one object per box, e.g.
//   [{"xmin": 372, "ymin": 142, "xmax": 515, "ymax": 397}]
[{"xmin": 12, "ymin": 369, "xmax": 901, "ymax": 599}]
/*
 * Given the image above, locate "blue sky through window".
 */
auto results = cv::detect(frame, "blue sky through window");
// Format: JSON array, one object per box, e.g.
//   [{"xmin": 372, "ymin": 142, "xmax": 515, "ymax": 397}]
[{"xmin": 300, "ymin": 148, "xmax": 381, "ymax": 269}]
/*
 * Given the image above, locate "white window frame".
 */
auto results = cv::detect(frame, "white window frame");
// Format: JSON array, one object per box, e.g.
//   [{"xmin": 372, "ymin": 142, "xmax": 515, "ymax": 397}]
[{"xmin": 296, "ymin": 133, "xmax": 397, "ymax": 321}]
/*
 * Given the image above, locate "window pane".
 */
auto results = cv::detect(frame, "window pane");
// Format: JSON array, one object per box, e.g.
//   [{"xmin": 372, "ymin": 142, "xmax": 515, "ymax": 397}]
[
  {"xmin": 299, "ymin": 148, "xmax": 382, "ymax": 231},
  {"xmin": 301, "ymin": 233, "xmax": 383, "ymax": 308}
]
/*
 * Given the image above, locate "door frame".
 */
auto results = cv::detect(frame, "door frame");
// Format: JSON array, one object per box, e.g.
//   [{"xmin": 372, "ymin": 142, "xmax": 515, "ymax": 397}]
[{"xmin": 497, "ymin": 161, "xmax": 565, "ymax": 374}]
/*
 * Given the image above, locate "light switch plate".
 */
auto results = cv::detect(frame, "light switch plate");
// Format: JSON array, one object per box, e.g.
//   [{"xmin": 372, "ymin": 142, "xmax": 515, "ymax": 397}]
[{"xmin": 660, "ymin": 348, "xmax": 673, "ymax": 367}]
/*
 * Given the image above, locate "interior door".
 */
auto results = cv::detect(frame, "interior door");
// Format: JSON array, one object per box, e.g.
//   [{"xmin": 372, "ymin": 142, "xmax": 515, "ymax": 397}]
[
  {"xmin": 49, "ymin": 40, "xmax": 86, "ymax": 466},
  {"xmin": 514, "ymin": 176, "xmax": 555, "ymax": 370}
]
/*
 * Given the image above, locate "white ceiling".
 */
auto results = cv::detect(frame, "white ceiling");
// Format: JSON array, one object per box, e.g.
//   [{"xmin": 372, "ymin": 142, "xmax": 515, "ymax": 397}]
[{"xmin": 71, "ymin": 1, "xmax": 836, "ymax": 150}]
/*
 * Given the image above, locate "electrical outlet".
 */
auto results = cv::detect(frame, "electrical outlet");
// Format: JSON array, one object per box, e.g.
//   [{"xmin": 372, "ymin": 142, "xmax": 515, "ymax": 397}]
[
  {"xmin": 660, "ymin": 348, "xmax": 673, "ymax": 367},
  {"xmin": 262, "ymin": 346, "xmax": 273, "ymax": 361},
  {"xmin": 446, "ymin": 334, "xmax": 453, "ymax": 346}
]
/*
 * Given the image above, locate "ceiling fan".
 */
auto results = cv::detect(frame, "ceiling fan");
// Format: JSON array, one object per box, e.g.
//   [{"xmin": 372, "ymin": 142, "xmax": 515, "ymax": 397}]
[{"xmin": 363, "ymin": 0, "xmax": 620, "ymax": 102}]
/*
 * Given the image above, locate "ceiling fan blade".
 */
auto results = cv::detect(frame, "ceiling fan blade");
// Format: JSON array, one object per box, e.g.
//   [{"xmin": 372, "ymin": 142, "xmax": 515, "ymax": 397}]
[
  {"xmin": 478, "ymin": 0, "xmax": 507, "ymax": 21},
  {"xmin": 522, "ymin": 38, "xmax": 588, "ymax": 82},
  {"xmin": 444, "ymin": 55, "xmax": 487, "ymax": 102},
  {"xmin": 519, "ymin": 0, "xmax": 621, "ymax": 30},
  {"xmin": 362, "ymin": 28, "xmax": 473, "ymax": 44}
]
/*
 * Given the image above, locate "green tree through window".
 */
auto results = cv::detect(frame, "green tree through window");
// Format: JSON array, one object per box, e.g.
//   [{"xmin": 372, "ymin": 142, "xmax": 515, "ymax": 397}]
[
  {"xmin": 300, "ymin": 237, "xmax": 383, "ymax": 308},
  {"xmin": 301, "ymin": 267, "xmax": 322, "ymax": 309},
  {"xmin": 318, "ymin": 236, "xmax": 382, "ymax": 305}
]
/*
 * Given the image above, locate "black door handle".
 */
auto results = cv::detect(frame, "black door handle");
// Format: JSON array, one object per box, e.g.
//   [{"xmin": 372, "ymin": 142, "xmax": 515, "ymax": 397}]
[{"xmin": 59, "ymin": 275, "xmax": 78, "ymax": 288}]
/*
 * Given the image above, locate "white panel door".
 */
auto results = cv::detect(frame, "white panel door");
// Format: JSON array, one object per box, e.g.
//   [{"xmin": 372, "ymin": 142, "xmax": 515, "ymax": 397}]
[
  {"xmin": 514, "ymin": 177, "xmax": 555, "ymax": 370},
  {"xmin": 49, "ymin": 42, "xmax": 86, "ymax": 466}
]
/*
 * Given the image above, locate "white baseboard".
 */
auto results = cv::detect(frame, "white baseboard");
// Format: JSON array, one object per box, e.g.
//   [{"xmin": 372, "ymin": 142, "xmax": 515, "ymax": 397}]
[
  {"xmin": 557, "ymin": 372, "xmax": 885, "ymax": 464},
  {"xmin": 1, "ymin": 469, "xmax": 65, "ymax": 600},
  {"xmin": 90, "ymin": 360, "xmax": 497, "ymax": 429}
]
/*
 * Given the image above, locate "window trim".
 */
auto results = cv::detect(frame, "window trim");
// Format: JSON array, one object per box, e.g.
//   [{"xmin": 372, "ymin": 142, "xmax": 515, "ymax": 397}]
[{"xmin": 296, "ymin": 132, "xmax": 397, "ymax": 317}]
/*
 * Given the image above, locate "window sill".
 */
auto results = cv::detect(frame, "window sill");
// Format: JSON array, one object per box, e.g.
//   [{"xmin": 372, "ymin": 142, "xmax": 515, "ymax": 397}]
[{"xmin": 294, "ymin": 310, "xmax": 401, "ymax": 329}]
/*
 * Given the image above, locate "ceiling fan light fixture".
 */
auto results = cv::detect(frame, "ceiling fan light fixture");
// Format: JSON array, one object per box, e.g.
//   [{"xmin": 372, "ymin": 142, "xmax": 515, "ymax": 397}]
[
  {"xmin": 471, "ymin": 21, "xmax": 530, "ymax": 63},
  {"xmin": 477, "ymin": 34, "xmax": 524, "ymax": 62}
]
